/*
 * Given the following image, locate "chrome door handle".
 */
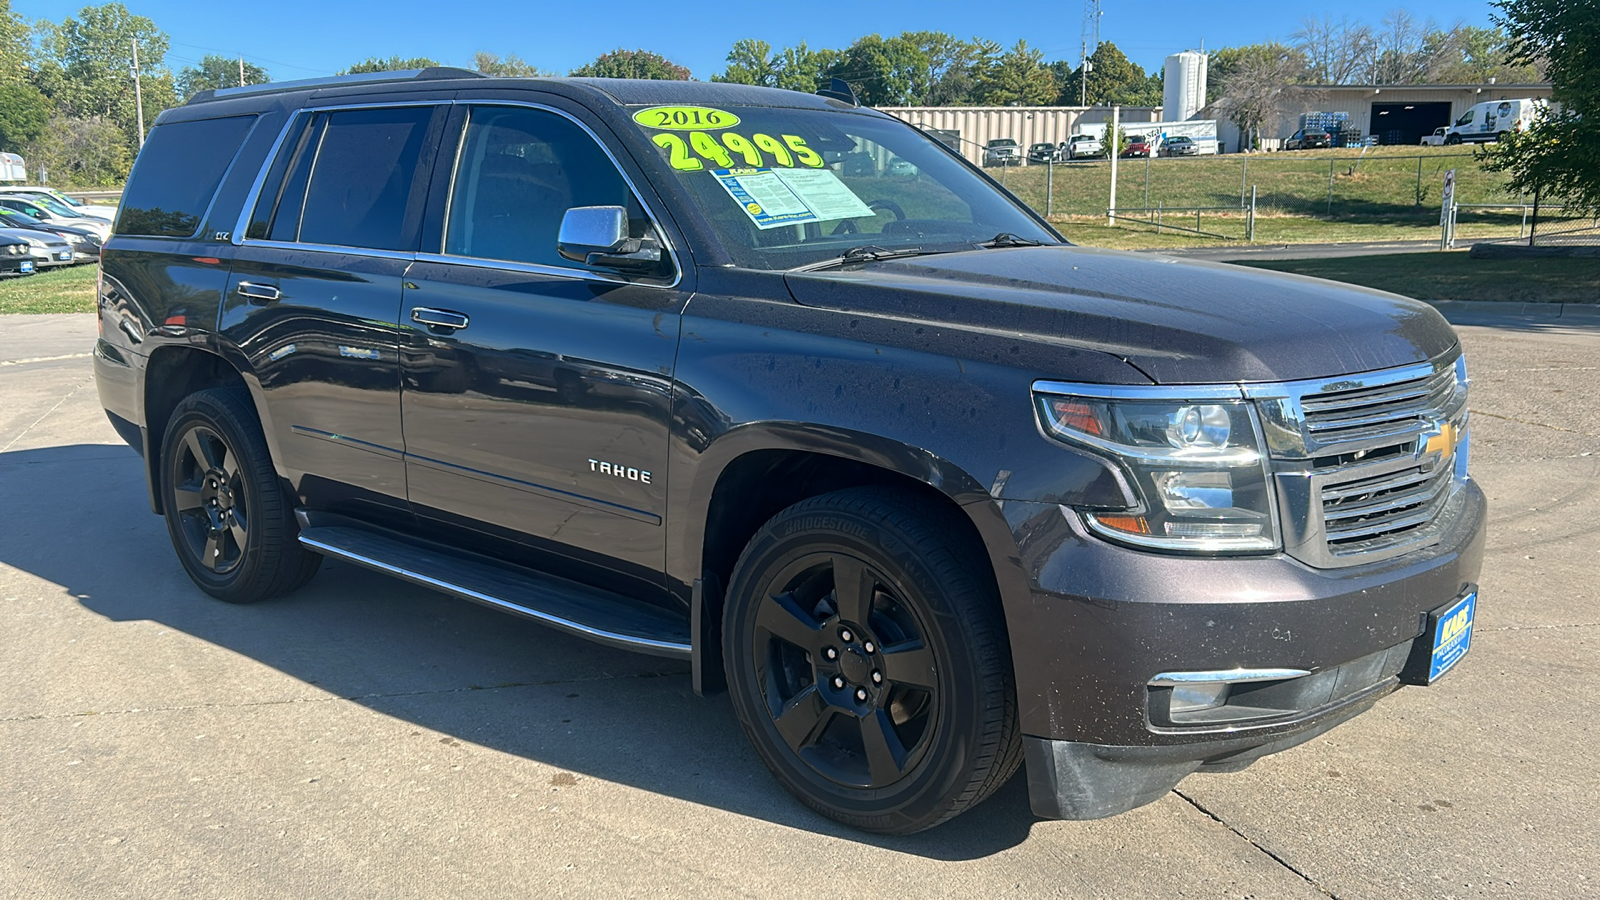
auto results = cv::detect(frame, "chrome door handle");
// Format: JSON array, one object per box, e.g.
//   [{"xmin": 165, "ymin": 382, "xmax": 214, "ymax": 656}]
[
  {"xmin": 236, "ymin": 282, "xmax": 280, "ymax": 303},
  {"xmin": 411, "ymin": 307, "xmax": 470, "ymax": 330}
]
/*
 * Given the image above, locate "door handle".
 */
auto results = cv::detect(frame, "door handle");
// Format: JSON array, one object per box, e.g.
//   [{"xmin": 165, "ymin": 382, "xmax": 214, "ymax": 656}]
[
  {"xmin": 236, "ymin": 282, "xmax": 280, "ymax": 303},
  {"xmin": 411, "ymin": 307, "xmax": 470, "ymax": 331}
]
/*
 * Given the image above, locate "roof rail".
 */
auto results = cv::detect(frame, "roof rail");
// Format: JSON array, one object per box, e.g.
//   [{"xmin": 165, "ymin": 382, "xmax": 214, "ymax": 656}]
[{"xmin": 187, "ymin": 67, "xmax": 486, "ymax": 105}]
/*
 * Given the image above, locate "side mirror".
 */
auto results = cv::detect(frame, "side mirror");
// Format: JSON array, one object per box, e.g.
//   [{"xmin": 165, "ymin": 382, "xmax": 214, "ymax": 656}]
[{"xmin": 557, "ymin": 206, "xmax": 662, "ymax": 273}]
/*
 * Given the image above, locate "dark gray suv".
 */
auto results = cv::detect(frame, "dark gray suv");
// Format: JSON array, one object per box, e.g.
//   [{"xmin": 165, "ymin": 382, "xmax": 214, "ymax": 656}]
[{"xmin": 95, "ymin": 70, "xmax": 1484, "ymax": 834}]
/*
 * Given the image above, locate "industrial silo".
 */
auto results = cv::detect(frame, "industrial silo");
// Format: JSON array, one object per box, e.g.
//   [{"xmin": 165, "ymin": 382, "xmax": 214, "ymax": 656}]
[{"xmin": 1163, "ymin": 51, "xmax": 1207, "ymax": 121}]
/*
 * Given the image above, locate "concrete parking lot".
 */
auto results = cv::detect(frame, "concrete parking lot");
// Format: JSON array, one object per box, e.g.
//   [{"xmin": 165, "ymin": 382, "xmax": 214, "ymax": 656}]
[{"xmin": 2, "ymin": 308, "xmax": 1596, "ymax": 899}]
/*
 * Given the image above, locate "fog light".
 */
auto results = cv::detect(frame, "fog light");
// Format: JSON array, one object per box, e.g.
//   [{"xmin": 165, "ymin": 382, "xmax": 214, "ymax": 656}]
[{"xmin": 1170, "ymin": 682, "xmax": 1229, "ymax": 714}]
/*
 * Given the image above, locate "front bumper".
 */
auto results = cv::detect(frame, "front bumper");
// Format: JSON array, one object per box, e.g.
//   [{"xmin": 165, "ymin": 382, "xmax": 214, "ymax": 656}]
[{"xmin": 997, "ymin": 479, "xmax": 1486, "ymax": 818}]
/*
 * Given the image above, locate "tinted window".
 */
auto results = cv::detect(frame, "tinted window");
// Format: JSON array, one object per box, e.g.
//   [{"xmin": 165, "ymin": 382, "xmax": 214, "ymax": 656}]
[
  {"xmin": 292, "ymin": 107, "xmax": 434, "ymax": 251},
  {"xmin": 119, "ymin": 115, "xmax": 255, "ymax": 237},
  {"xmin": 444, "ymin": 106, "xmax": 638, "ymax": 268},
  {"xmin": 244, "ymin": 114, "xmax": 315, "ymax": 241}
]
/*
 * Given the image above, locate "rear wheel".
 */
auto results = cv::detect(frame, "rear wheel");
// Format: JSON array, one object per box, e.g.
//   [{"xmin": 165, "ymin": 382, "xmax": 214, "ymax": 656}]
[
  {"xmin": 723, "ymin": 487, "xmax": 1021, "ymax": 834},
  {"xmin": 160, "ymin": 387, "xmax": 320, "ymax": 603}
]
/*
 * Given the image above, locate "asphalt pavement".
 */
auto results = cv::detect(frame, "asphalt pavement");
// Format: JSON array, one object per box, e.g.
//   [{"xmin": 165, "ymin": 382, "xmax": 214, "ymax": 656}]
[{"xmin": 2, "ymin": 308, "xmax": 1596, "ymax": 899}]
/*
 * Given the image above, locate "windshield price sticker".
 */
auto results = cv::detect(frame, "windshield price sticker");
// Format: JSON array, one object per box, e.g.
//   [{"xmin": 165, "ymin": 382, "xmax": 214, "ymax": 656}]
[
  {"xmin": 712, "ymin": 167, "xmax": 875, "ymax": 230},
  {"xmin": 633, "ymin": 106, "xmax": 741, "ymax": 131},
  {"xmin": 651, "ymin": 131, "xmax": 825, "ymax": 171}
]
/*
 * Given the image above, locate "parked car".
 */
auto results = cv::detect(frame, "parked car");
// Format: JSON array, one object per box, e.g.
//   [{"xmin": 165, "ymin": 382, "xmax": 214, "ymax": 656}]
[
  {"xmin": 0, "ymin": 194, "xmax": 112, "ymax": 240},
  {"xmin": 1065, "ymin": 133, "xmax": 1103, "ymax": 159},
  {"xmin": 1285, "ymin": 128, "xmax": 1333, "ymax": 151},
  {"xmin": 1160, "ymin": 135, "xmax": 1199, "ymax": 156},
  {"xmin": 0, "ymin": 232, "xmax": 34, "ymax": 276},
  {"xmin": 885, "ymin": 158, "xmax": 919, "ymax": 177},
  {"xmin": 1026, "ymin": 142, "xmax": 1059, "ymax": 164},
  {"xmin": 0, "ymin": 185, "xmax": 119, "ymax": 219},
  {"xmin": 96, "ymin": 70, "xmax": 1484, "ymax": 836},
  {"xmin": 0, "ymin": 207, "xmax": 103, "ymax": 261},
  {"xmin": 1420, "ymin": 127, "xmax": 1448, "ymax": 147},
  {"xmin": 0, "ymin": 226, "xmax": 74, "ymax": 268},
  {"xmin": 982, "ymin": 138, "xmax": 1022, "ymax": 166},
  {"xmin": 1120, "ymin": 134, "xmax": 1157, "ymax": 158}
]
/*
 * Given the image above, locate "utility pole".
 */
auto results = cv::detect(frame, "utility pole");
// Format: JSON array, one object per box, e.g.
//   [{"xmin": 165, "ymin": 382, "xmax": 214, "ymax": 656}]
[
  {"xmin": 239, "ymin": 55, "xmax": 246, "ymax": 87},
  {"xmin": 1107, "ymin": 105, "xmax": 1120, "ymax": 226},
  {"xmin": 131, "ymin": 37, "xmax": 145, "ymax": 149}
]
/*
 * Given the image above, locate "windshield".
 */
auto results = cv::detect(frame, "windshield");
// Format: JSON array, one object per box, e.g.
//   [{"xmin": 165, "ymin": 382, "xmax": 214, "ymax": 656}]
[
  {"xmin": 632, "ymin": 105, "xmax": 1056, "ymax": 270},
  {"xmin": 20, "ymin": 194, "xmax": 80, "ymax": 217},
  {"xmin": 0, "ymin": 208, "xmax": 44, "ymax": 227}
]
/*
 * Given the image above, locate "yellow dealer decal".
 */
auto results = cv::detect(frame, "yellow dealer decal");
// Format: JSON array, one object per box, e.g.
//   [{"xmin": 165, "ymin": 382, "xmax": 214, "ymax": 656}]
[{"xmin": 633, "ymin": 106, "xmax": 740, "ymax": 131}]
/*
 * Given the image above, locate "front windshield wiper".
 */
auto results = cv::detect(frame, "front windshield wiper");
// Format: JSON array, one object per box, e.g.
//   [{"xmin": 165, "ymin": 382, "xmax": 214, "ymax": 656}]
[
  {"xmin": 980, "ymin": 232, "xmax": 1044, "ymax": 248},
  {"xmin": 788, "ymin": 245, "xmax": 940, "ymax": 273}
]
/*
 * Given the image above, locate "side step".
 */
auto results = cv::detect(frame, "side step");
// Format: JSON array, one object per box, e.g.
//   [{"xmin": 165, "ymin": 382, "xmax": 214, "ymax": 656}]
[{"xmin": 297, "ymin": 523, "xmax": 692, "ymax": 659}]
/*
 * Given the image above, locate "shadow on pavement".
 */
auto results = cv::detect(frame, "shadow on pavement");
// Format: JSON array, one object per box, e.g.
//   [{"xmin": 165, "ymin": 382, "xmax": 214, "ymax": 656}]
[{"xmin": 0, "ymin": 442, "xmax": 1039, "ymax": 859}]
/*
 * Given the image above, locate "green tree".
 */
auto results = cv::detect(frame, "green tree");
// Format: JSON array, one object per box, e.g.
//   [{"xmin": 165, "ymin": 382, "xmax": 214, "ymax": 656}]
[
  {"xmin": 570, "ymin": 49, "xmax": 690, "ymax": 80},
  {"xmin": 972, "ymin": 40, "xmax": 1057, "ymax": 106},
  {"xmin": 714, "ymin": 39, "xmax": 778, "ymax": 86},
  {"xmin": 1056, "ymin": 43, "xmax": 1160, "ymax": 107},
  {"xmin": 341, "ymin": 55, "xmax": 442, "ymax": 74},
  {"xmin": 23, "ymin": 113, "xmax": 131, "ymax": 185},
  {"xmin": 0, "ymin": 0, "xmax": 30, "ymax": 85},
  {"xmin": 1482, "ymin": 0, "xmax": 1600, "ymax": 212},
  {"xmin": 176, "ymin": 54, "xmax": 268, "ymax": 99},
  {"xmin": 31, "ymin": 4, "xmax": 176, "ymax": 157},
  {"xmin": 0, "ymin": 81, "xmax": 51, "ymax": 150},
  {"xmin": 822, "ymin": 34, "xmax": 924, "ymax": 106},
  {"xmin": 472, "ymin": 51, "xmax": 552, "ymax": 77}
]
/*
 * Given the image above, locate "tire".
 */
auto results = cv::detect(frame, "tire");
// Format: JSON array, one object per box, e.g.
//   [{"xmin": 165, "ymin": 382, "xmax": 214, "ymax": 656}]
[
  {"xmin": 722, "ymin": 487, "xmax": 1021, "ymax": 834},
  {"xmin": 1445, "ymin": 134, "xmax": 1462, "ymax": 145},
  {"xmin": 159, "ymin": 386, "xmax": 321, "ymax": 603}
]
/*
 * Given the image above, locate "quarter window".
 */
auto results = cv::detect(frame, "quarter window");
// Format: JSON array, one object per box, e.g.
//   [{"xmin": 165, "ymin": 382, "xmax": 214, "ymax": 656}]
[
  {"xmin": 118, "ymin": 115, "xmax": 256, "ymax": 237},
  {"xmin": 444, "ymin": 106, "xmax": 644, "ymax": 269}
]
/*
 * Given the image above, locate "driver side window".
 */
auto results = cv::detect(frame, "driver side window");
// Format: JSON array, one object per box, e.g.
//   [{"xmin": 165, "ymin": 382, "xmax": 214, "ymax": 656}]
[{"xmin": 445, "ymin": 106, "xmax": 647, "ymax": 269}]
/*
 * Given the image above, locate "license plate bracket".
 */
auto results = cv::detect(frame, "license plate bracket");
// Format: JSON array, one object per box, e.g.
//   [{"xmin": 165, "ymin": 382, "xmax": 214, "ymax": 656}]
[{"xmin": 1400, "ymin": 589, "xmax": 1477, "ymax": 685}]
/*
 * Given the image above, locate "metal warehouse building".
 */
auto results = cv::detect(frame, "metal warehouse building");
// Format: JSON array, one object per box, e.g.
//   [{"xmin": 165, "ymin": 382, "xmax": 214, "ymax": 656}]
[
  {"xmin": 1213, "ymin": 83, "xmax": 1555, "ymax": 150},
  {"xmin": 880, "ymin": 82, "xmax": 1553, "ymax": 160},
  {"xmin": 879, "ymin": 106, "xmax": 1162, "ymax": 165}
]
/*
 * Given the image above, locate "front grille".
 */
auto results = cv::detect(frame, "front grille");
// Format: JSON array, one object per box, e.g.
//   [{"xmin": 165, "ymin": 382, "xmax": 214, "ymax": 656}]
[
  {"xmin": 1300, "ymin": 363, "xmax": 1459, "ymax": 460},
  {"xmin": 1247, "ymin": 351, "xmax": 1468, "ymax": 568},
  {"xmin": 1320, "ymin": 459, "xmax": 1455, "ymax": 557}
]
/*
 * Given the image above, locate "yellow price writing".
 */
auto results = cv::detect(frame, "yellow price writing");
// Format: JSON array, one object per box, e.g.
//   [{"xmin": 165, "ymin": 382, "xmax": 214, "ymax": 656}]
[{"xmin": 653, "ymin": 131, "xmax": 826, "ymax": 171}]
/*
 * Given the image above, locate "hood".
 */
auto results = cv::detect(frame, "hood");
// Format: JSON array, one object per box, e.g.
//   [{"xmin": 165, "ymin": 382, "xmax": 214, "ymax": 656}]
[{"xmin": 783, "ymin": 245, "xmax": 1459, "ymax": 385}]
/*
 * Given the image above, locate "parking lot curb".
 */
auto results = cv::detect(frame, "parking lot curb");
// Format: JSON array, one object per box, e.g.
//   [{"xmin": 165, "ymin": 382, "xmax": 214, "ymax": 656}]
[{"xmin": 1425, "ymin": 300, "xmax": 1600, "ymax": 323}]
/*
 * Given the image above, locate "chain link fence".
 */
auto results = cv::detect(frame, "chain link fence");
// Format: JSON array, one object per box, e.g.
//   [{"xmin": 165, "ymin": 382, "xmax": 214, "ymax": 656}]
[{"xmin": 990, "ymin": 151, "xmax": 1531, "ymax": 241}]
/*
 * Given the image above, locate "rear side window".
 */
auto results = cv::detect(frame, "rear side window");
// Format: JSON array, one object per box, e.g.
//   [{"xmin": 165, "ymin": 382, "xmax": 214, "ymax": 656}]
[
  {"xmin": 118, "ymin": 115, "xmax": 256, "ymax": 237},
  {"xmin": 250, "ymin": 106, "xmax": 436, "ymax": 251}
]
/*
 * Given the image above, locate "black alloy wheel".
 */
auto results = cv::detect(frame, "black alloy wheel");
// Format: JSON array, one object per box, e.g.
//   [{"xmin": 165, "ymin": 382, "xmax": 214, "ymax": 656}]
[
  {"xmin": 751, "ymin": 550, "xmax": 939, "ymax": 790},
  {"xmin": 169, "ymin": 423, "xmax": 249, "ymax": 576},
  {"xmin": 160, "ymin": 387, "xmax": 321, "ymax": 603},
  {"xmin": 724, "ymin": 488, "xmax": 1021, "ymax": 834}
]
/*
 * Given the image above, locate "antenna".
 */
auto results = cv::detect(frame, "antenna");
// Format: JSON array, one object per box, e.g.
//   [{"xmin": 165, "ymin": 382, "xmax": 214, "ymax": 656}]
[{"xmin": 1080, "ymin": 0, "xmax": 1103, "ymax": 107}]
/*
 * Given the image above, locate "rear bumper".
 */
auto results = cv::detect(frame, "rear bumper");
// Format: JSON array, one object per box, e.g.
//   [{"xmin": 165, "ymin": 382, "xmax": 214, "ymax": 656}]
[{"xmin": 995, "ymin": 480, "xmax": 1486, "ymax": 817}]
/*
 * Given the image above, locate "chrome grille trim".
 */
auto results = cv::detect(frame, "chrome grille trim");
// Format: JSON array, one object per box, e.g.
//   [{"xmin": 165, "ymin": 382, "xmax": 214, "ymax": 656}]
[{"xmin": 1245, "ymin": 349, "xmax": 1469, "ymax": 568}]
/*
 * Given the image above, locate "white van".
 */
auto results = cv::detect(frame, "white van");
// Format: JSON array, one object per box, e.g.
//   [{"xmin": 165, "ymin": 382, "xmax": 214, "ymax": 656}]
[{"xmin": 1445, "ymin": 98, "xmax": 1544, "ymax": 144}]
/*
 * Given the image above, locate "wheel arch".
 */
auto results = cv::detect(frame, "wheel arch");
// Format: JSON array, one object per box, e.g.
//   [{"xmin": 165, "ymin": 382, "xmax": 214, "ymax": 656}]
[
  {"xmin": 677, "ymin": 423, "xmax": 1034, "ymax": 698},
  {"xmin": 141, "ymin": 344, "xmax": 266, "ymax": 514}
]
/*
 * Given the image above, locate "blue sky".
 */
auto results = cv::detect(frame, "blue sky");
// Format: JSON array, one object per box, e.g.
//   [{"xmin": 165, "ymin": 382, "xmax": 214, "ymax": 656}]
[{"xmin": 16, "ymin": 0, "xmax": 1501, "ymax": 82}]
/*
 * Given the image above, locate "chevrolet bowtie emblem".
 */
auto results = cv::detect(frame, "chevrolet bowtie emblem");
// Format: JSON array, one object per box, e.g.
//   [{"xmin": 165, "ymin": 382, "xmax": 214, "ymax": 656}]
[{"xmin": 1423, "ymin": 421, "xmax": 1457, "ymax": 458}]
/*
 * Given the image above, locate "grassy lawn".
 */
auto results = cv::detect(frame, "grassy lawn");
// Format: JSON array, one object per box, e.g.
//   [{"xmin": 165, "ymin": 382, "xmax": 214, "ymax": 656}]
[
  {"xmin": 996, "ymin": 145, "xmax": 1513, "ymax": 219},
  {"xmin": 0, "ymin": 264, "xmax": 98, "ymax": 314},
  {"xmin": 1229, "ymin": 251, "xmax": 1600, "ymax": 304}
]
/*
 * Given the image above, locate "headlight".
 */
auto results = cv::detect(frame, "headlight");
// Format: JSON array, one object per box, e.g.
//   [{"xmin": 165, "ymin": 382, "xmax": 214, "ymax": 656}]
[
  {"xmin": 21, "ymin": 235, "xmax": 46, "ymax": 248},
  {"xmin": 1035, "ymin": 387, "xmax": 1279, "ymax": 553}
]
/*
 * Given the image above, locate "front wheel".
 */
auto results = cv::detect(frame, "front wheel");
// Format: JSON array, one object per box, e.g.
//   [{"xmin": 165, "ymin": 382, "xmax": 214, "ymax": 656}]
[
  {"xmin": 160, "ymin": 387, "xmax": 321, "ymax": 603},
  {"xmin": 723, "ymin": 488, "xmax": 1021, "ymax": 834},
  {"xmin": 1445, "ymin": 133, "xmax": 1462, "ymax": 145}
]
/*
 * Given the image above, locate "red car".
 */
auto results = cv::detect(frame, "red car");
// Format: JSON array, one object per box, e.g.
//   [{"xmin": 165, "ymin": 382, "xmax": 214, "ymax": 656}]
[{"xmin": 1121, "ymin": 134, "xmax": 1156, "ymax": 158}]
